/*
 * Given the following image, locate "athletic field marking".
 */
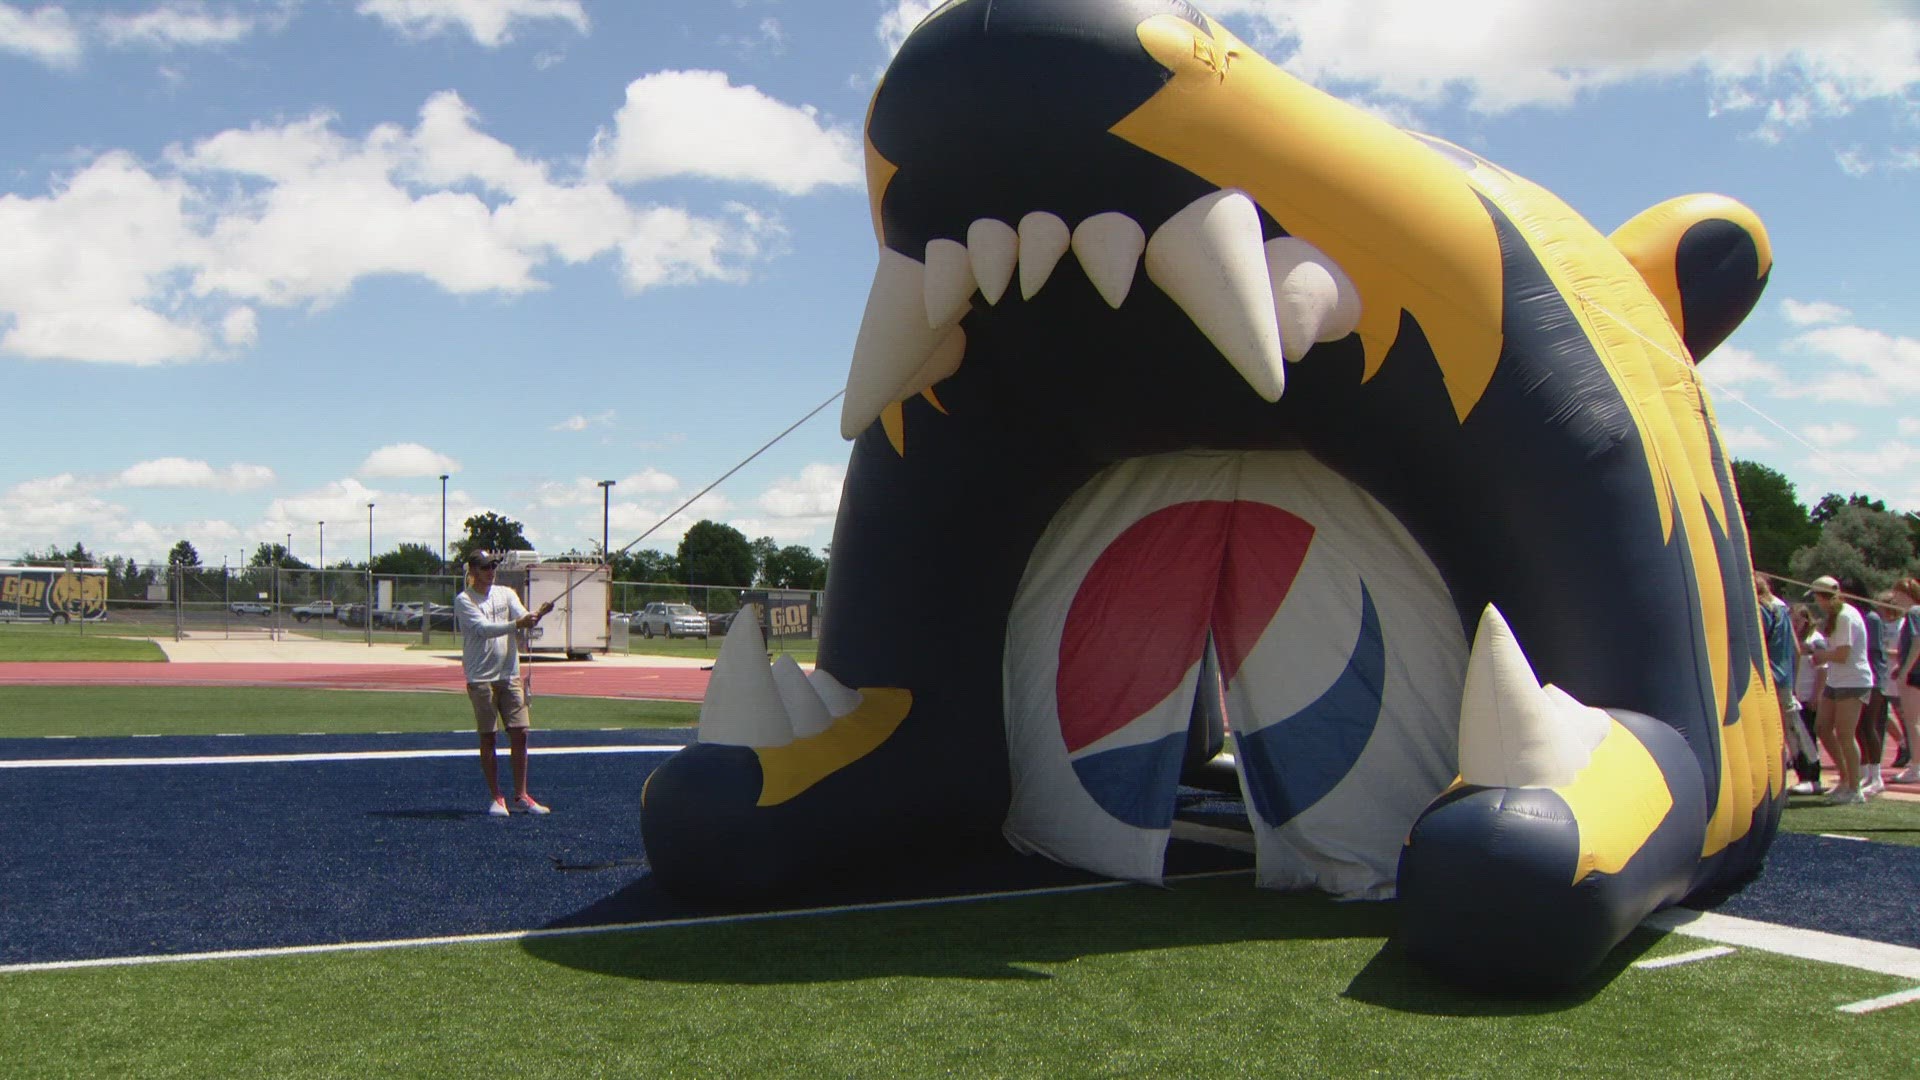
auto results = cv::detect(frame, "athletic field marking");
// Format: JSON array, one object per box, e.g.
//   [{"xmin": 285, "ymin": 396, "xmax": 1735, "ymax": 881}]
[
  {"xmin": 1633, "ymin": 946, "xmax": 1735, "ymax": 970},
  {"xmin": 1818, "ymin": 834, "xmax": 1868, "ymax": 842},
  {"xmin": 0, "ymin": 745, "xmax": 687, "ymax": 769},
  {"xmin": 0, "ymin": 869, "xmax": 1253, "ymax": 975},
  {"xmin": 1838, "ymin": 985, "xmax": 1920, "ymax": 1014},
  {"xmin": 1646, "ymin": 908, "xmax": 1920, "ymax": 984}
]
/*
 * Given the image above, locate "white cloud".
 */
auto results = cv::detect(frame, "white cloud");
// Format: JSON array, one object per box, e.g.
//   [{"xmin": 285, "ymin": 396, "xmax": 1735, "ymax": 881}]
[
  {"xmin": 587, "ymin": 70, "xmax": 863, "ymax": 195},
  {"xmin": 617, "ymin": 468, "xmax": 678, "ymax": 496},
  {"xmin": 1781, "ymin": 299, "xmax": 1852, "ymax": 326},
  {"xmin": 877, "ymin": 0, "xmax": 943, "ymax": 58},
  {"xmin": 1899, "ymin": 419, "xmax": 1920, "ymax": 437},
  {"xmin": 359, "ymin": 443, "xmax": 461, "ymax": 478},
  {"xmin": 356, "ymin": 0, "xmax": 587, "ymax": 47},
  {"xmin": 99, "ymin": 4, "xmax": 253, "ymax": 48},
  {"xmin": 1804, "ymin": 422, "xmax": 1860, "ymax": 448},
  {"xmin": 1206, "ymin": 0, "xmax": 1920, "ymax": 132},
  {"xmin": 118, "ymin": 457, "xmax": 274, "ymax": 491},
  {"xmin": 550, "ymin": 409, "xmax": 613, "ymax": 432},
  {"xmin": 758, "ymin": 463, "xmax": 843, "ymax": 522},
  {"xmin": 0, "ymin": 3, "xmax": 81, "ymax": 66},
  {"xmin": 0, "ymin": 90, "xmax": 794, "ymax": 364},
  {"xmin": 1698, "ymin": 344, "xmax": 1785, "ymax": 389},
  {"xmin": 721, "ymin": 16, "xmax": 786, "ymax": 56},
  {"xmin": 1787, "ymin": 326, "xmax": 1920, "ymax": 406},
  {"xmin": 1717, "ymin": 425, "xmax": 1775, "ymax": 455}
]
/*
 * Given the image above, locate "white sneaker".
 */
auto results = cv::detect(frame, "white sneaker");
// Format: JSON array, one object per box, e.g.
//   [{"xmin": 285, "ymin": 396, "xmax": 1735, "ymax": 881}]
[
  {"xmin": 1863, "ymin": 778, "xmax": 1885, "ymax": 799},
  {"xmin": 1892, "ymin": 767, "xmax": 1920, "ymax": 785},
  {"xmin": 1788, "ymin": 780, "xmax": 1824, "ymax": 795},
  {"xmin": 488, "ymin": 798, "xmax": 509, "ymax": 817},
  {"xmin": 1827, "ymin": 788, "xmax": 1866, "ymax": 805},
  {"xmin": 515, "ymin": 795, "xmax": 551, "ymax": 815}
]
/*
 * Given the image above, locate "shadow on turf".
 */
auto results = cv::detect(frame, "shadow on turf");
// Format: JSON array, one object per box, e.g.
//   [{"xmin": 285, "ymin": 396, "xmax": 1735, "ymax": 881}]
[{"xmin": 1340, "ymin": 931, "xmax": 1656, "ymax": 1016}]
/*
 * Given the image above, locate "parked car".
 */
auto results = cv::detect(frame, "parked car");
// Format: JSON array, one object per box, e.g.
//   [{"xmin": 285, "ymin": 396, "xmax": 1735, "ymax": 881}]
[
  {"xmin": 229, "ymin": 601, "xmax": 273, "ymax": 616},
  {"xmin": 336, "ymin": 603, "xmax": 369, "ymax": 627},
  {"xmin": 372, "ymin": 601, "xmax": 425, "ymax": 629},
  {"xmin": 401, "ymin": 603, "xmax": 456, "ymax": 631},
  {"xmin": 632, "ymin": 601, "xmax": 709, "ymax": 639},
  {"xmin": 291, "ymin": 600, "xmax": 335, "ymax": 623},
  {"xmin": 706, "ymin": 610, "xmax": 739, "ymax": 635}
]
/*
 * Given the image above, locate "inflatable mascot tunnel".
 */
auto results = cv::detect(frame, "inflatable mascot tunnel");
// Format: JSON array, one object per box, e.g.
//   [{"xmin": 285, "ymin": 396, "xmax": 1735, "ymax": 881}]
[{"xmin": 643, "ymin": 0, "xmax": 1782, "ymax": 988}]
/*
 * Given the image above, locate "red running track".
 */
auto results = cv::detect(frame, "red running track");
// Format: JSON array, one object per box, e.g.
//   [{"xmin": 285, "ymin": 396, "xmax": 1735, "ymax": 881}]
[{"xmin": 0, "ymin": 662, "xmax": 711, "ymax": 701}]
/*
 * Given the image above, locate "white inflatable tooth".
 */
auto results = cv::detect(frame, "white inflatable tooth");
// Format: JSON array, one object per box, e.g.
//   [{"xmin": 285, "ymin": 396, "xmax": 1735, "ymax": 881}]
[
  {"xmin": 1458, "ymin": 605, "xmax": 1612, "ymax": 789},
  {"xmin": 807, "ymin": 667, "xmax": 864, "ymax": 719},
  {"xmin": 771, "ymin": 653, "xmax": 833, "ymax": 739},
  {"xmin": 1143, "ymin": 190, "xmax": 1286, "ymax": 402},
  {"xmin": 923, "ymin": 238, "xmax": 974, "ymax": 328},
  {"xmin": 1071, "ymin": 212, "xmax": 1146, "ymax": 309},
  {"xmin": 696, "ymin": 605, "xmax": 793, "ymax": 748},
  {"xmin": 1017, "ymin": 211, "xmax": 1070, "ymax": 301},
  {"xmin": 841, "ymin": 248, "xmax": 952, "ymax": 439},
  {"xmin": 1264, "ymin": 236, "xmax": 1361, "ymax": 352},
  {"xmin": 966, "ymin": 219, "xmax": 1018, "ymax": 305}
]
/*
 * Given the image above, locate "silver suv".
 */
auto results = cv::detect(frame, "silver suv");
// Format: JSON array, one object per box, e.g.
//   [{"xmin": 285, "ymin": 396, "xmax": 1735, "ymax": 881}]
[{"xmin": 632, "ymin": 601, "xmax": 708, "ymax": 639}]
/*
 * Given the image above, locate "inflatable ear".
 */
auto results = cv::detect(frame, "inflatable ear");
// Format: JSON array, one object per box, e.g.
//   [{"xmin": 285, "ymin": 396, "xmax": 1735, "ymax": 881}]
[{"xmin": 1610, "ymin": 194, "xmax": 1771, "ymax": 362}]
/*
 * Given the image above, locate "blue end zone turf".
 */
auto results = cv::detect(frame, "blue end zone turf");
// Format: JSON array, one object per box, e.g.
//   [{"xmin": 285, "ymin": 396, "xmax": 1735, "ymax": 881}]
[{"xmin": 1, "ymin": 732, "xmax": 1248, "ymax": 965}]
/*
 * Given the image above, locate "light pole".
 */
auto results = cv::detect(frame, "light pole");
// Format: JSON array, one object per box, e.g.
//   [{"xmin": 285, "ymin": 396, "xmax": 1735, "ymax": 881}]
[
  {"xmin": 367, "ymin": 503, "xmax": 375, "ymax": 564},
  {"xmin": 597, "ymin": 480, "xmax": 615, "ymax": 564},
  {"xmin": 439, "ymin": 473, "xmax": 449, "ymax": 572},
  {"xmin": 366, "ymin": 502, "xmax": 375, "ymax": 647},
  {"xmin": 318, "ymin": 521, "xmax": 325, "ymax": 603}
]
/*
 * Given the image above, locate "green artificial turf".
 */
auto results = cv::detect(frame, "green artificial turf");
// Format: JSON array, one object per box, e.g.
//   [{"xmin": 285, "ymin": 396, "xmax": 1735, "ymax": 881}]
[
  {"xmin": 1779, "ymin": 791, "xmax": 1920, "ymax": 847},
  {"xmin": 0, "ymin": 625, "xmax": 166, "ymax": 662},
  {"xmin": 2, "ymin": 877, "xmax": 1911, "ymax": 1078},
  {"xmin": 0, "ymin": 686, "xmax": 695, "ymax": 738}
]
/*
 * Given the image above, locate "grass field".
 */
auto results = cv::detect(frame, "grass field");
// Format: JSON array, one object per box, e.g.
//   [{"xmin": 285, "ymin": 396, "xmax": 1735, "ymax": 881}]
[
  {"xmin": 0, "ymin": 686, "xmax": 696, "ymax": 737},
  {"xmin": 0, "ymin": 624, "xmax": 165, "ymax": 662},
  {"xmin": 2, "ymin": 877, "xmax": 1912, "ymax": 1078}
]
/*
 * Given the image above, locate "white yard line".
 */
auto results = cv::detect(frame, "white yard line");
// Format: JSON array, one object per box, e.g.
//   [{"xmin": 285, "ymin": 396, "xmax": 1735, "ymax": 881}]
[
  {"xmin": 0, "ymin": 869, "xmax": 1250, "ymax": 976},
  {"xmin": 0, "ymin": 745, "xmax": 686, "ymax": 769},
  {"xmin": 1632, "ymin": 946, "xmax": 1735, "ymax": 969},
  {"xmin": 1838, "ymin": 985, "xmax": 1920, "ymax": 1015}
]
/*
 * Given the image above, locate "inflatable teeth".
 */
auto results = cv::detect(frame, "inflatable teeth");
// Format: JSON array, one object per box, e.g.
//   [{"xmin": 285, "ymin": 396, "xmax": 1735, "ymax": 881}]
[
  {"xmin": 697, "ymin": 607, "xmax": 792, "ymax": 748},
  {"xmin": 923, "ymin": 238, "xmax": 974, "ymax": 329},
  {"xmin": 1017, "ymin": 211, "xmax": 1071, "ymax": 300},
  {"xmin": 1458, "ymin": 605, "xmax": 1612, "ymax": 789},
  {"xmin": 771, "ymin": 653, "xmax": 834, "ymax": 739},
  {"xmin": 1070, "ymin": 211, "xmax": 1146, "ymax": 309},
  {"xmin": 967, "ymin": 218, "xmax": 1018, "ymax": 305},
  {"xmin": 1264, "ymin": 236, "xmax": 1363, "ymax": 362},
  {"xmin": 1143, "ymin": 189, "xmax": 1286, "ymax": 402}
]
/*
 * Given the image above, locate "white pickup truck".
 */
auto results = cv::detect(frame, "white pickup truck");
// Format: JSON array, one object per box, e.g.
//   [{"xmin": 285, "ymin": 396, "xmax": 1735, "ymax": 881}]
[{"xmin": 290, "ymin": 600, "xmax": 336, "ymax": 623}]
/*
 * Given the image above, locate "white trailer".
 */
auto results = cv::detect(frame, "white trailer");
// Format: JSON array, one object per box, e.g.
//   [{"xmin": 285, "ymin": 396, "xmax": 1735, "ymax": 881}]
[{"xmin": 496, "ymin": 556, "xmax": 611, "ymax": 660}]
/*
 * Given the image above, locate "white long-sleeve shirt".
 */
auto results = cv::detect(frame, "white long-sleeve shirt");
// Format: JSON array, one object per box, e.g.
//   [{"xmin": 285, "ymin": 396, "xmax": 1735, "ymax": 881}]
[{"xmin": 454, "ymin": 584, "xmax": 526, "ymax": 683}]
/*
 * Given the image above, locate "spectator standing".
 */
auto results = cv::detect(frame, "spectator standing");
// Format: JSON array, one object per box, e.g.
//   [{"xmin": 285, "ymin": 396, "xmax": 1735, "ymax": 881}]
[
  {"xmin": 1809, "ymin": 576, "xmax": 1872, "ymax": 804},
  {"xmin": 1789, "ymin": 604, "xmax": 1828, "ymax": 796},
  {"xmin": 1890, "ymin": 579, "xmax": 1920, "ymax": 785},
  {"xmin": 1758, "ymin": 575, "xmax": 1818, "ymax": 791},
  {"xmin": 454, "ymin": 549, "xmax": 555, "ymax": 816}
]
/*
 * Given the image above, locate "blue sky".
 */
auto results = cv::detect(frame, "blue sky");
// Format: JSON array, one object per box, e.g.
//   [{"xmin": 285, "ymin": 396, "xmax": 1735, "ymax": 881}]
[{"xmin": 0, "ymin": 0, "xmax": 1915, "ymax": 568}]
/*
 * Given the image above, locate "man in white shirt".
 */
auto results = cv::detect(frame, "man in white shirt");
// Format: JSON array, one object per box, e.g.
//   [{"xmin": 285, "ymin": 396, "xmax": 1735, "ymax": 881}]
[
  {"xmin": 455, "ymin": 549, "xmax": 554, "ymax": 816},
  {"xmin": 1809, "ymin": 575, "xmax": 1873, "ymax": 805}
]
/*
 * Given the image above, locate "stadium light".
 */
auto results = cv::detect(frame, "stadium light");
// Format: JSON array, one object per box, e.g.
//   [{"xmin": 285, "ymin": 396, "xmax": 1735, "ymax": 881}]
[{"xmin": 598, "ymin": 479, "xmax": 615, "ymax": 564}]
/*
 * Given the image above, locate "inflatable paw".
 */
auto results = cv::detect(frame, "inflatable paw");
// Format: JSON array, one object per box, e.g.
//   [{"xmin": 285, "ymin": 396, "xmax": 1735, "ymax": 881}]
[{"xmin": 641, "ymin": 0, "xmax": 1783, "ymax": 989}]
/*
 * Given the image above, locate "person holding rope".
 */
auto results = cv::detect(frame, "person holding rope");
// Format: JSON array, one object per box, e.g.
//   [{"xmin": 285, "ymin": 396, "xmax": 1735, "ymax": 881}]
[{"xmin": 454, "ymin": 549, "xmax": 555, "ymax": 816}]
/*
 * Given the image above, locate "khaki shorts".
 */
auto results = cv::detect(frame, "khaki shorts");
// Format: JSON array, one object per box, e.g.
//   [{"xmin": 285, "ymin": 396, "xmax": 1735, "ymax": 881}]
[{"xmin": 467, "ymin": 679, "xmax": 530, "ymax": 734}]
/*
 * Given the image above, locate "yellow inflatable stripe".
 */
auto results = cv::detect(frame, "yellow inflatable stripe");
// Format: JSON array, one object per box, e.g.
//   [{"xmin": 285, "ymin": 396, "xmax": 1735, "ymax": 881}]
[
  {"xmin": 1114, "ymin": 16, "xmax": 1505, "ymax": 422},
  {"xmin": 1560, "ymin": 718, "xmax": 1674, "ymax": 884},
  {"xmin": 755, "ymin": 687, "xmax": 912, "ymax": 807}
]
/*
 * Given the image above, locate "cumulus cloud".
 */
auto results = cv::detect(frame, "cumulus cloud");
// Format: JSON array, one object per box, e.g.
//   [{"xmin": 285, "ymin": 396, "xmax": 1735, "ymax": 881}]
[
  {"xmin": 99, "ymin": 3, "xmax": 253, "ymax": 48},
  {"xmin": 118, "ymin": 457, "xmax": 274, "ymax": 491},
  {"xmin": 1804, "ymin": 422, "xmax": 1860, "ymax": 448},
  {"xmin": 1785, "ymin": 325, "xmax": 1920, "ymax": 406},
  {"xmin": 359, "ymin": 442, "xmax": 461, "ymax": 478},
  {"xmin": 617, "ymin": 468, "xmax": 678, "ymax": 496},
  {"xmin": 1205, "ymin": 0, "xmax": 1920, "ymax": 133},
  {"xmin": 587, "ymin": 70, "xmax": 863, "ymax": 195},
  {"xmin": 551, "ymin": 409, "xmax": 613, "ymax": 432},
  {"xmin": 1781, "ymin": 299, "xmax": 1852, "ymax": 326},
  {"xmin": 1, "ymin": 90, "xmax": 793, "ymax": 364},
  {"xmin": 1716, "ymin": 425, "xmax": 1775, "ymax": 455},
  {"xmin": 758, "ymin": 463, "xmax": 843, "ymax": 522},
  {"xmin": 1698, "ymin": 345, "xmax": 1785, "ymax": 389},
  {"xmin": 356, "ymin": 0, "xmax": 587, "ymax": 47},
  {"xmin": 877, "ymin": 0, "xmax": 943, "ymax": 58},
  {"xmin": 0, "ymin": 2, "xmax": 81, "ymax": 65}
]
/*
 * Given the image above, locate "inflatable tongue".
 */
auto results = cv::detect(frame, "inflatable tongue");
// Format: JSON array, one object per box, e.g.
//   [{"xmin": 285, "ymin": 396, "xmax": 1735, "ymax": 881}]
[{"xmin": 640, "ymin": 0, "xmax": 1781, "ymax": 989}]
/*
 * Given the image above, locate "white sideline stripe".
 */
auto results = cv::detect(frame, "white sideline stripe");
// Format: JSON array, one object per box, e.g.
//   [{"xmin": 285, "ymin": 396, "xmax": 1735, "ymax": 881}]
[
  {"xmin": 1647, "ymin": 908, "xmax": 1920, "ymax": 981},
  {"xmin": 1633, "ymin": 946, "xmax": 1735, "ymax": 969},
  {"xmin": 1817, "ymin": 834, "xmax": 1868, "ymax": 842},
  {"xmin": 0, "ymin": 869, "xmax": 1252, "ymax": 975},
  {"xmin": 0, "ymin": 745, "xmax": 687, "ymax": 769},
  {"xmin": 1839, "ymin": 985, "xmax": 1920, "ymax": 1015}
]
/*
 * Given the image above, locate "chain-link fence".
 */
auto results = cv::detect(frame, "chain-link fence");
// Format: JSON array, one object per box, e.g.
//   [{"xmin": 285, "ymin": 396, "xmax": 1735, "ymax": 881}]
[{"xmin": 0, "ymin": 562, "xmax": 825, "ymax": 658}]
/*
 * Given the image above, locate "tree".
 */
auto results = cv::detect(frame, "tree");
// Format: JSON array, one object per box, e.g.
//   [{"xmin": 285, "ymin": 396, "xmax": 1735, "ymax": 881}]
[
  {"xmin": 677, "ymin": 520, "xmax": 755, "ymax": 587},
  {"xmin": 1788, "ymin": 504, "xmax": 1917, "ymax": 597},
  {"xmin": 611, "ymin": 548, "xmax": 679, "ymax": 584},
  {"xmin": 750, "ymin": 536, "xmax": 779, "ymax": 583},
  {"xmin": 19, "ymin": 541, "xmax": 94, "ymax": 567},
  {"xmin": 760, "ymin": 544, "xmax": 827, "ymax": 589},
  {"xmin": 453, "ymin": 512, "xmax": 532, "ymax": 563},
  {"xmin": 249, "ymin": 543, "xmax": 310, "ymax": 570},
  {"xmin": 168, "ymin": 540, "xmax": 201, "ymax": 568},
  {"xmin": 1730, "ymin": 460, "xmax": 1818, "ymax": 576},
  {"xmin": 1810, "ymin": 492, "xmax": 1887, "ymax": 527},
  {"xmin": 371, "ymin": 543, "xmax": 445, "ymax": 577}
]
